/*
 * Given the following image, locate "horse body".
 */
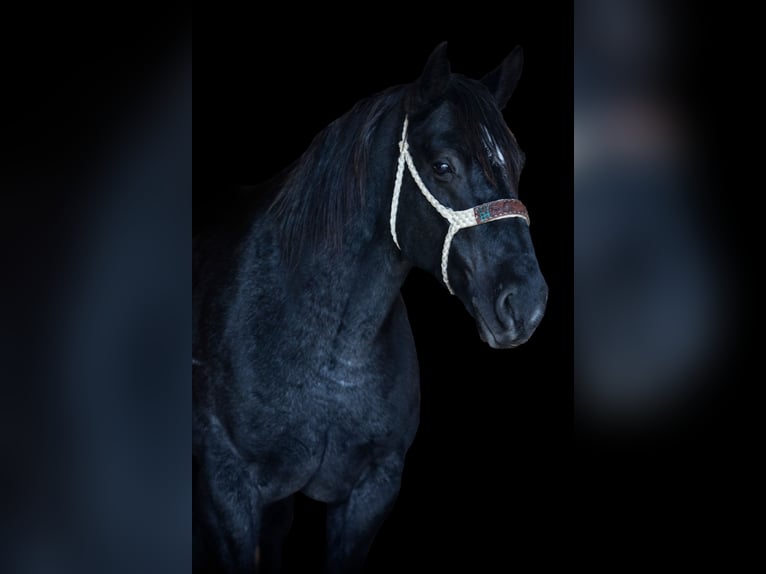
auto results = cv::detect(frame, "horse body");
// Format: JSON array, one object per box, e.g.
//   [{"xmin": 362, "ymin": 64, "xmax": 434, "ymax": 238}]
[
  {"xmin": 194, "ymin": 43, "xmax": 547, "ymax": 573},
  {"xmin": 194, "ymin": 107, "xmax": 419, "ymax": 570}
]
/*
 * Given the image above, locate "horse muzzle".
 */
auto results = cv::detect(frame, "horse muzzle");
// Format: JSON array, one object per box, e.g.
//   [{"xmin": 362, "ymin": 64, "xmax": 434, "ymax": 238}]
[{"xmin": 473, "ymin": 283, "xmax": 548, "ymax": 349}]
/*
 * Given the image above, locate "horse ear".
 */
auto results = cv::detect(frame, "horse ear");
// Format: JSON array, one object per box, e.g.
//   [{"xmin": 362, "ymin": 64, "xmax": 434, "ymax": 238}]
[
  {"xmin": 408, "ymin": 41, "xmax": 451, "ymax": 113},
  {"xmin": 481, "ymin": 45, "xmax": 523, "ymax": 110}
]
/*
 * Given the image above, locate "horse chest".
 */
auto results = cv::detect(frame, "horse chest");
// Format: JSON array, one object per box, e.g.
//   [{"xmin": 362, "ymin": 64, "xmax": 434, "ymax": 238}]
[
  {"xmin": 290, "ymin": 358, "xmax": 419, "ymax": 503},
  {"xmin": 300, "ymin": 405, "xmax": 412, "ymax": 504},
  {"xmin": 227, "ymin": 293, "xmax": 421, "ymax": 503}
]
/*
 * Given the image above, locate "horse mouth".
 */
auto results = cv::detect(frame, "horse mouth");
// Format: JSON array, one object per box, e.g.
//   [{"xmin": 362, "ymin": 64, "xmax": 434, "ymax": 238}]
[{"xmin": 473, "ymin": 303, "xmax": 526, "ymax": 350}]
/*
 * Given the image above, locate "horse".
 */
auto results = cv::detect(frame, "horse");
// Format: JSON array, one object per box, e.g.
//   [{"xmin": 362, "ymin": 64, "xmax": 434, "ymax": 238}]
[{"xmin": 193, "ymin": 42, "xmax": 548, "ymax": 573}]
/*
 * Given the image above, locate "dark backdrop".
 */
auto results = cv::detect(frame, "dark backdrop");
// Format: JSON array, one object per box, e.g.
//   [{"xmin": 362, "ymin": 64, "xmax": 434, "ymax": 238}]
[{"xmin": 195, "ymin": 8, "xmax": 572, "ymax": 571}]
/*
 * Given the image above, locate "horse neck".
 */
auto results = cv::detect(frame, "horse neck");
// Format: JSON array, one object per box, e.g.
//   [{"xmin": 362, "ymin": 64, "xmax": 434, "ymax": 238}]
[{"xmin": 286, "ymin": 110, "xmax": 410, "ymax": 353}]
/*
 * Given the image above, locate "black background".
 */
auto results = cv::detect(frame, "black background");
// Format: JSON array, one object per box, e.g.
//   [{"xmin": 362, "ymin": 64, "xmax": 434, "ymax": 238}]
[{"xmin": 196, "ymin": 7, "xmax": 572, "ymax": 572}]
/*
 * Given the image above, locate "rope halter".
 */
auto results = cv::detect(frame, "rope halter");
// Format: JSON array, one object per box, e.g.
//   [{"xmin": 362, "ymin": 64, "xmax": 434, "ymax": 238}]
[{"xmin": 390, "ymin": 115, "xmax": 530, "ymax": 294}]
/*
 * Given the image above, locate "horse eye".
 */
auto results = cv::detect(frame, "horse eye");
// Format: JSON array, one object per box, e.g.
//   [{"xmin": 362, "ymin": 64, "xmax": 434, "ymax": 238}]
[{"xmin": 432, "ymin": 161, "xmax": 452, "ymax": 176}]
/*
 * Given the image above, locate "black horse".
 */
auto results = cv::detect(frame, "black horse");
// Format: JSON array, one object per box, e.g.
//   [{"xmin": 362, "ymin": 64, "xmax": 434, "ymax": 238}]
[{"xmin": 193, "ymin": 43, "xmax": 548, "ymax": 573}]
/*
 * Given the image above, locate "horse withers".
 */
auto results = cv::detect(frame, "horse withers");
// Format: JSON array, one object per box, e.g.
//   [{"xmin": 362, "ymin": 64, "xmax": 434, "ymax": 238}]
[{"xmin": 193, "ymin": 43, "xmax": 547, "ymax": 573}]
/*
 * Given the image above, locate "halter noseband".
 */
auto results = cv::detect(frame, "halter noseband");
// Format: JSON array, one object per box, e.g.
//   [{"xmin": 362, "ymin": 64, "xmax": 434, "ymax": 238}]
[{"xmin": 390, "ymin": 115, "xmax": 530, "ymax": 295}]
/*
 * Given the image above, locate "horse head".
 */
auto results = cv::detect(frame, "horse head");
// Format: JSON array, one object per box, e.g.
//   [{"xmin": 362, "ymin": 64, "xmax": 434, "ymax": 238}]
[{"xmin": 392, "ymin": 43, "xmax": 548, "ymax": 348}]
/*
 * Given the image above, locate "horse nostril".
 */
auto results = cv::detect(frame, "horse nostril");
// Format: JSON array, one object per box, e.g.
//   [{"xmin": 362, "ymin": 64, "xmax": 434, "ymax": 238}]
[
  {"xmin": 495, "ymin": 287, "xmax": 517, "ymax": 331},
  {"xmin": 495, "ymin": 285, "xmax": 547, "ymax": 335}
]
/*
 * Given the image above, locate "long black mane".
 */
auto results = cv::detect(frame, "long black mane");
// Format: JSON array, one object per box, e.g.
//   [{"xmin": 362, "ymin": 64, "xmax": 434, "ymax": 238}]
[
  {"xmin": 267, "ymin": 74, "xmax": 524, "ymax": 265},
  {"xmin": 267, "ymin": 86, "xmax": 404, "ymax": 264}
]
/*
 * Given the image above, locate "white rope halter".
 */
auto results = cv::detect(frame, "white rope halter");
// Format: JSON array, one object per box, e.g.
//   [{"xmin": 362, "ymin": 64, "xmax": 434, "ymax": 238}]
[{"xmin": 390, "ymin": 115, "xmax": 530, "ymax": 294}]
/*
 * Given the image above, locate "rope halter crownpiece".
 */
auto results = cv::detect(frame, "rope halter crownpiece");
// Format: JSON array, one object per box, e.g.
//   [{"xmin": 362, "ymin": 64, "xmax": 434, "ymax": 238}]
[{"xmin": 390, "ymin": 115, "xmax": 530, "ymax": 295}]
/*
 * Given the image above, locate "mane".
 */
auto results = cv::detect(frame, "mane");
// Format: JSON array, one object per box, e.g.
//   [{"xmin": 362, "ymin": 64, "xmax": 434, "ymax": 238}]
[
  {"xmin": 268, "ymin": 87, "xmax": 404, "ymax": 265},
  {"xmin": 444, "ymin": 75, "xmax": 525, "ymax": 188},
  {"xmin": 268, "ymin": 76, "xmax": 523, "ymax": 266}
]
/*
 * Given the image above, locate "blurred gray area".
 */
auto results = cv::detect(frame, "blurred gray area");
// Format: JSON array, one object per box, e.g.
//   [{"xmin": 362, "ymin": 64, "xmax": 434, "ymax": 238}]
[
  {"xmin": 575, "ymin": 0, "xmax": 734, "ymax": 435},
  {"xmin": 0, "ymin": 23, "xmax": 191, "ymax": 574}
]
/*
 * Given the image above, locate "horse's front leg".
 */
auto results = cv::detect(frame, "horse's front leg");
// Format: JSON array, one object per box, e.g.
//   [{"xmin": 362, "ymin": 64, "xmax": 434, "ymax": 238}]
[
  {"xmin": 258, "ymin": 495, "xmax": 295, "ymax": 573},
  {"xmin": 194, "ymin": 420, "xmax": 263, "ymax": 574},
  {"xmin": 325, "ymin": 452, "xmax": 405, "ymax": 574}
]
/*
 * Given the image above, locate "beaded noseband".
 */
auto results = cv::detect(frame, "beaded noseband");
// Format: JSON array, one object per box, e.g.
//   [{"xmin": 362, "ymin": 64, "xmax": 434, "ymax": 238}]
[{"xmin": 390, "ymin": 116, "xmax": 530, "ymax": 294}]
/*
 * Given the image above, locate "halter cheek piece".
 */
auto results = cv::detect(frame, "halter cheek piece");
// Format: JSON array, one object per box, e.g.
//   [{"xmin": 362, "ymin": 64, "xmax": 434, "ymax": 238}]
[{"xmin": 390, "ymin": 116, "xmax": 530, "ymax": 295}]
